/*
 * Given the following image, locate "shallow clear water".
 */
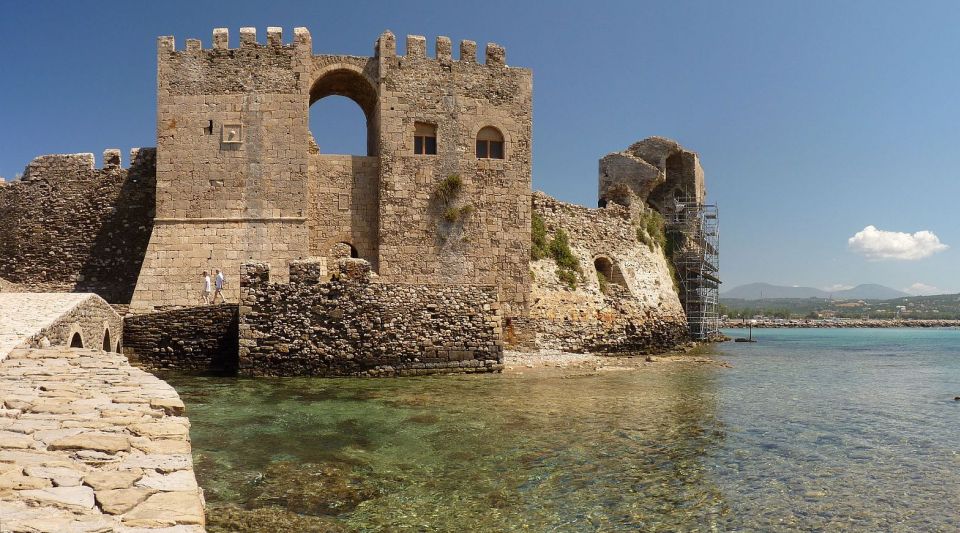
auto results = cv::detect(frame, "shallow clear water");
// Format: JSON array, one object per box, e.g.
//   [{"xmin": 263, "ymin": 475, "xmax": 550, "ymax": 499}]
[{"xmin": 167, "ymin": 328, "xmax": 960, "ymax": 531}]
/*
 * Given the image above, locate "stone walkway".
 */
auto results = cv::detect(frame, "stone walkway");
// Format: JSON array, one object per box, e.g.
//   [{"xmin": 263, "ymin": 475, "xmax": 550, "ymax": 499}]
[
  {"xmin": 0, "ymin": 293, "xmax": 91, "ymax": 360},
  {"xmin": 0, "ymin": 347, "xmax": 205, "ymax": 532}
]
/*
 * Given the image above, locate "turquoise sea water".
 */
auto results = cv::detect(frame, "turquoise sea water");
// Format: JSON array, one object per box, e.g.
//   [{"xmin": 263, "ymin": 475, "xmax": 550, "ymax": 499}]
[{"xmin": 167, "ymin": 328, "xmax": 960, "ymax": 531}]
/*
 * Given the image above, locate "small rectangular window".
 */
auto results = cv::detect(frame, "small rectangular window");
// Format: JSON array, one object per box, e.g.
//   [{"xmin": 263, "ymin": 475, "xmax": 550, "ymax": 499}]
[
  {"xmin": 489, "ymin": 140, "xmax": 504, "ymax": 159},
  {"xmin": 413, "ymin": 122, "xmax": 437, "ymax": 155},
  {"xmin": 476, "ymin": 140, "xmax": 488, "ymax": 159}
]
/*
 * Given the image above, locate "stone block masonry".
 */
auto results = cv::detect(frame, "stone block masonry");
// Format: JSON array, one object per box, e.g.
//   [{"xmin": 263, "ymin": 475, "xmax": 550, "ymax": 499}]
[
  {"xmin": 123, "ymin": 305, "xmax": 239, "ymax": 374},
  {"xmin": 239, "ymin": 258, "xmax": 503, "ymax": 376},
  {"xmin": 0, "ymin": 347, "xmax": 204, "ymax": 531},
  {"xmin": 0, "ymin": 293, "xmax": 122, "ymax": 361}
]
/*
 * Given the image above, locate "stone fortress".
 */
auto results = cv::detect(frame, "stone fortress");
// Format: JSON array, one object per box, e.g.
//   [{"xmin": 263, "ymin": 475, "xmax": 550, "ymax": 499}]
[{"xmin": 0, "ymin": 27, "xmax": 717, "ymax": 377}]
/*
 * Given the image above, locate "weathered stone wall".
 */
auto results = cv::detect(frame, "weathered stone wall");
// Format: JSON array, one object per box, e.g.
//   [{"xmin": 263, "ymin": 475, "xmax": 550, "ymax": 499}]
[
  {"xmin": 25, "ymin": 294, "xmax": 123, "ymax": 354},
  {"xmin": 374, "ymin": 33, "xmax": 533, "ymax": 319},
  {"xmin": 131, "ymin": 27, "xmax": 532, "ymax": 320},
  {"xmin": 239, "ymin": 258, "xmax": 503, "ymax": 376},
  {"xmin": 599, "ymin": 137, "xmax": 705, "ymax": 211},
  {"xmin": 308, "ymin": 155, "xmax": 379, "ymax": 268},
  {"xmin": 123, "ymin": 305, "xmax": 239, "ymax": 374},
  {"xmin": 530, "ymin": 192, "xmax": 688, "ymax": 353},
  {"xmin": 0, "ymin": 150, "xmax": 156, "ymax": 302},
  {"xmin": 130, "ymin": 29, "xmax": 314, "ymax": 311}
]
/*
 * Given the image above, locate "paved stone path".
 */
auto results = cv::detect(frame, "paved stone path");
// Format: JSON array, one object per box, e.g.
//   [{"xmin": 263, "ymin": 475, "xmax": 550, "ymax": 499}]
[
  {"xmin": 0, "ymin": 346, "xmax": 205, "ymax": 532},
  {"xmin": 0, "ymin": 293, "xmax": 91, "ymax": 360}
]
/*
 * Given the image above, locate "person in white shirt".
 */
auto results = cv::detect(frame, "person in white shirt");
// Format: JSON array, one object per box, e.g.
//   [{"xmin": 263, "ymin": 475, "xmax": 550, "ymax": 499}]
[
  {"xmin": 201, "ymin": 271, "xmax": 211, "ymax": 304},
  {"xmin": 213, "ymin": 269, "xmax": 226, "ymax": 304}
]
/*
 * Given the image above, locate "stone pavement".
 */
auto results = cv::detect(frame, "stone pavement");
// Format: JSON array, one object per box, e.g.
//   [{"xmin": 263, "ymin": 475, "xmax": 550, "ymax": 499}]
[
  {"xmin": 0, "ymin": 293, "xmax": 91, "ymax": 360},
  {"xmin": 0, "ymin": 347, "xmax": 205, "ymax": 532}
]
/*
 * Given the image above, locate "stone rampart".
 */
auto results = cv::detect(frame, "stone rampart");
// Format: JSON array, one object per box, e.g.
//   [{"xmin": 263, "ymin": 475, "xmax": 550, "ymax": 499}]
[
  {"xmin": 529, "ymin": 192, "xmax": 688, "ymax": 353},
  {"xmin": 123, "ymin": 305, "xmax": 239, "ymax": 374},
  {"xmin": 239, "ymin": 258, "xmax": 503, "ymax": 376},
  {"xmin": 0, "ymin": 149, "xmax": 156, "ymax": 303}
]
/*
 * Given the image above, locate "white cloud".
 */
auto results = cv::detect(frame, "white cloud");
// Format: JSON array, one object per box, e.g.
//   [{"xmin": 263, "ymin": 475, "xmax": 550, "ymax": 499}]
[
  {"xmin": 904, "ymin": 282, "xmax": 941, "ymax": 296},
  {"xmin": 822, "ymin": 283, "xmax": 854, "ymax": 292},
  {"xmin": 847, "ymin": 225, "xmax": 948, "ymax": 261}
]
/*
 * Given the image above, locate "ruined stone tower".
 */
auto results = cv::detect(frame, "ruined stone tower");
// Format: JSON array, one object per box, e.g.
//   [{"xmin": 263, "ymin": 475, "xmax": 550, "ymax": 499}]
[{"xmin": 130, "ymin": 27, "xmax": 532, "ymax": 316}]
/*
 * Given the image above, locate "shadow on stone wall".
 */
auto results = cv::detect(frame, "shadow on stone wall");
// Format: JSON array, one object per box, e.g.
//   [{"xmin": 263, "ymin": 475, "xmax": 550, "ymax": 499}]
[
  {"xmin": 123, "ymin": 304, "xmax": 239, "ymax": 375},
  {"xmin": 76, "ymin": 163, "xmax": 156, "ymax": 303}
]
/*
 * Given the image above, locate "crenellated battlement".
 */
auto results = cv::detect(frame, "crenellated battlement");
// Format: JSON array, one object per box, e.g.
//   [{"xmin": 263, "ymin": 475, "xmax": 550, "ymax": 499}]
[
  {"xmin": 19, "ymin": 148, "xmax": 157, "ymax": 181},
  {"xmin": 157, "ymin": 26, "xmax": 312, "ymax": 54},
  {"xmin": 158, "ymin": 27, "xmax": 509, "ymax": 68},
  {"xmin": 373, "ymin": 30, "xmax": 508, "ymax": 66}
]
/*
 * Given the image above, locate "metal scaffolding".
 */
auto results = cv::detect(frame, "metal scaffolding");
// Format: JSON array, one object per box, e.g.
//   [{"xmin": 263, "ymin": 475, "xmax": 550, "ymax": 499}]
[{"xmin": 665, "ymin": 198, "xmax": 720, "ymax": 339}]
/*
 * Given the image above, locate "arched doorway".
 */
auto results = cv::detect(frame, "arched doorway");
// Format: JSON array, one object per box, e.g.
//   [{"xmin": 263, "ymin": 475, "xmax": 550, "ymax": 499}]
[
  {"xmin": 594, "ymin": 255, "xmax": 628, "ymax": 293},
  {"xmin": 102, "ymin": 330, "xmax": 111, "ymax": 352},
  {"xmin": 309, "ymin": 68, "xmax": 378, "ymax": 156},
  {"xmin": 70, "ymin": 333, "xmax": 83, "ymax": 348},
  {"xmin": 328, "ymin": 241, "xmax": 359, "ymax": 262}
]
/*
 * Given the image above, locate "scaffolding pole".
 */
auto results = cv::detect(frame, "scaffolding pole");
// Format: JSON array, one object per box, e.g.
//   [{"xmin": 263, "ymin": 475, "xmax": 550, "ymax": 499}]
[{"xmin": 666, "ymin": 198, "xmax": 720, "ymax": 340}]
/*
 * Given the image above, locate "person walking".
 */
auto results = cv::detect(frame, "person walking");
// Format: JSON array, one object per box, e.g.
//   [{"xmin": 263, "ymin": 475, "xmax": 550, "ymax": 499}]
[
  {"xmin": 213, "ymin": 269, "xmax": 226, "ymax": 304},
  {"xmin": 201, "ymin": 271, "xmax": 212, "ymax": 304}
]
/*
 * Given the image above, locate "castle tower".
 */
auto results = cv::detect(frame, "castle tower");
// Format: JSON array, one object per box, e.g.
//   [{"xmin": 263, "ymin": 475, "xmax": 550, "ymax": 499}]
[{"xmin": 131, "ymin": 28, "xmax": 532, "ymax": 317}]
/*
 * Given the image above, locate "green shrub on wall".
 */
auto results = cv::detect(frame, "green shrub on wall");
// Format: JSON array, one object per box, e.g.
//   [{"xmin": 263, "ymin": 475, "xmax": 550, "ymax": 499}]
[
  {"xmin": 530, "ymin": 214, "xmax": 581, "ymax": 289},
  {"xmin": 531, "ymin": 213, "xmax": 548, "ymax": 260},
  {"xmin": 549, "ymin": 229, "xmax": 580, "ymax": 289},
  {"xmin": 636, "ymin": 208, "xmax": 666, "ymax": 251}
]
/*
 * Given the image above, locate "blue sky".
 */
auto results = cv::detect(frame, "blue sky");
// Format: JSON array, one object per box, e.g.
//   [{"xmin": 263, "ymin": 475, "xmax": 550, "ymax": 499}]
[{"xmin": 2, "ymin": 1, "xmax": 959, "ymax": 294}]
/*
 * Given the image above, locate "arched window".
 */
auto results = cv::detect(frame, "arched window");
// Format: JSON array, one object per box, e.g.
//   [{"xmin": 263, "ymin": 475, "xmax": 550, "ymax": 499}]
[
  {"xmin": 476, "ymin": 126, "xmax": 504, "ymax": 159},
  {"xmin": 413, "ymin": 122, "xmax": 437, "ymax": 155},
  {"xmin": 102, "ymin": 330, "xmax": 111, "ymax": 352},
  {"xmin": 70, "ymin": 333, "xmax": 83, "ymax": 348}
]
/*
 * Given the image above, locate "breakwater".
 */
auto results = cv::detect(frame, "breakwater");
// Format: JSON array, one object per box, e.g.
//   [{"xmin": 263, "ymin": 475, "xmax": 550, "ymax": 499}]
[{"xmin": 721, "ymin": 318, "xmax": 960, "ymax": 329}]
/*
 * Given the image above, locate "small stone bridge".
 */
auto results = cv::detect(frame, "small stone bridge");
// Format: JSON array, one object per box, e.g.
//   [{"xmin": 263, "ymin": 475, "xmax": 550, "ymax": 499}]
[
  {"xmin": 0, "ymin": 293, "xmax": 122, "ymax": 360},
  {"xmin": 0, "ymin": 293, "xmax": 206, "ymax": 530}
]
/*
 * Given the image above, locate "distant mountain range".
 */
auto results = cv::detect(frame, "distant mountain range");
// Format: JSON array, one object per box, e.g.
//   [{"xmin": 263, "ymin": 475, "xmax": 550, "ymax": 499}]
[{"xmin": 721, "ymin": 282, "xmax": 910, "ymax": 300}]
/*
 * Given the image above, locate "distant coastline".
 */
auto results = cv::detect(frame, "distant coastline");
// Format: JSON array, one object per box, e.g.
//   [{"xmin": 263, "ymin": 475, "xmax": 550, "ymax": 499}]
[{"xmin": 721, "ymin": 318, "xmax": 960, "ymax": 329}]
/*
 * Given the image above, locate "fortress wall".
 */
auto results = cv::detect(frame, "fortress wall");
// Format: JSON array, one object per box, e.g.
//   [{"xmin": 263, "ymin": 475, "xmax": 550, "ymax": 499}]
[
  {"xmin": 374, "ymin": 34, "xmax": 533, "ymax": 319},
  {"xmin": 529, "ymin": 192, "xmax": 688, "ymax": 353},
  {"xmin": 129, "ymin": 220, "xmax": 308, "ymax": 311},
  {"xmin": 0, "ymin": 149, "xmax": 156, "ymax": 302},
  {"xmin": 308, "ymin": 155, "xmax": 379, "ymax": 267},
  {"xmin": 124, "ymin": 304, "xmax": 239, "ymax": 374},
  {"xmin": 238, "ymin": 258, "xmax": 503, "ymax": 377},
  {"xmin": 131, "ymin": 29, "xmax": 314, "ymax": 311}
]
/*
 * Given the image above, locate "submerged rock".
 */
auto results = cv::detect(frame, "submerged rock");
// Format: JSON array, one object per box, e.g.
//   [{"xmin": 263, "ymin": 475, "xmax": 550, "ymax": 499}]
[
  {"xmin": 208, "ymin": 505, "xmax": 350, "ymax": 533},
  {"xmin": 246, "ymin": 461, "xmax": 380, "ymax": 516}
]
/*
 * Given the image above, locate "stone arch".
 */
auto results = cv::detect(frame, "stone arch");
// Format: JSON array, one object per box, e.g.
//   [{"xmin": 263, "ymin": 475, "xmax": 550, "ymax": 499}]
[
  {"xmin": 309, "ymin": 66, "xmax": 379, "ymax": 156},
  {"xmin": 70, "ymin": 332, "xmax": 83, "ymax": 348},
  {"xmin": 593, "ymin": 255, "xmax": 628, "ymax": 291},
  {"xmin": 102, "ymin": 329, "xmax": 111, "ymax": 352}
]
